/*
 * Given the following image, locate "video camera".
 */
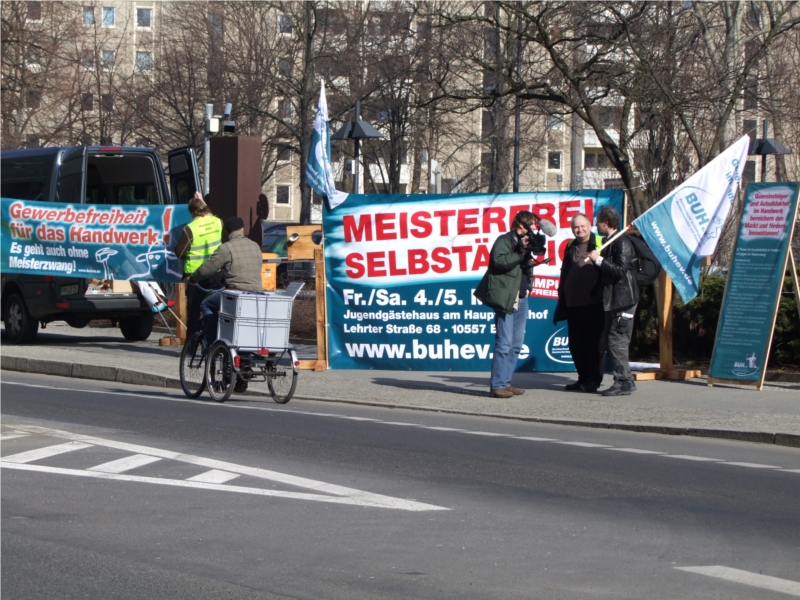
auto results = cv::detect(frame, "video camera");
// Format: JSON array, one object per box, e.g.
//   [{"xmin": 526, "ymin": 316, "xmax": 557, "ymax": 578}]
[{"xmin": 521, "ymin": 221, "xmax": 547, "ymax": 256}]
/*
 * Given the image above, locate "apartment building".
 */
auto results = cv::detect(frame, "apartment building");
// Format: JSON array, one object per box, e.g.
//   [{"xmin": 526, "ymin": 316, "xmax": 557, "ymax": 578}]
[{"xmin": 3, "ymin": 1, "xmax": 797, "ymax": 224}]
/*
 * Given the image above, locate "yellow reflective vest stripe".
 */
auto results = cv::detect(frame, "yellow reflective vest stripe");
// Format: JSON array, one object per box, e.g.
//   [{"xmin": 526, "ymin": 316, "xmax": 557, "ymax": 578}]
[{"xmin": 184, "ymin": 215, "xmax": 222, "ymax": 274}]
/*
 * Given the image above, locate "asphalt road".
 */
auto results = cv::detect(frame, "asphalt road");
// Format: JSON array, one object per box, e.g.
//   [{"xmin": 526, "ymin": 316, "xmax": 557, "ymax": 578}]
[{"xmin": 3, "ymin": 371, "xmax": 800, "ymax": 599}]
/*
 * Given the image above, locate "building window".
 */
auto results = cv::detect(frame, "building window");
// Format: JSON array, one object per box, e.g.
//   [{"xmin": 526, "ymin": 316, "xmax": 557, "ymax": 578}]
[
  {"xmin": 276, "ymin": 185, "xmax": 290, "ymax": 204},
  {"xmin": 312, "ymin": 192, "xmax": 323, "ymax": 205},
  {"xmin": 548, "ymin": 152, "xmax": 562, "ymax": 170},
  {"xmin": 27, "ymin": 2, "xmax": 42, "ymax": 21},
  {"xmin": 604, "ymin": 179, "xmax": 624, "ymax": 189},
  {"xmin": 548, "ymin": 114, "xmax": 563, "ymax": 130},
  {"xmin": 584, "ymin": 149, "xmax": 609, "ymax": 169},
  {"xmin": 278, "ymin": 57, "xmax": 292, "ymax": 77},
  {"xmin": 744, "ymin": 119, "xmax": 758, "ymax": 139},
  {"xmin": 101, "ymin": 94, "xmax": 114, "ymax": 112},
  {"xmin": 81, "ymin": 93, "xmax": 94, "ymax": 112},
  {"xmin": 276, "ymin": 144, "xmax": 292, "ymax": 163},
  {"xmin": 137, "ymin": 7, "xmax": 152, "ymax": 28},
  {"xmin": 101, "ymin": 49, "xmax": 115, "ymax": 70},
  {"xmin": 208, "ymin": 12, "xmax": 224, "ymax": 45},
  {"xmin": 743, "ymin": 160, "xmax": 756, "ymax": 183},
  {"xmin": 82, "ymin": 5, "xmax": 94, "ymax": 25},
  {"xmin": 26, "ymin": 90, "xmax": 42, "ymax": 109},
  {"xmin": 744, "ymin": 79, "xmax": 758, "ymax": 110},
  {"xmin": 278, "ymin": 14, "xmax": 292, "ymax": 34},
  {"xmin": 277, "ymin": 98, "xmax": 292, "ymax": 119},
  {"xmin": 481, "ymin": 110, "xmax": 494, "ymax": 141},
  {"xmin": 102, "ymin": 6, "xmax": 115, "ymax": 27},
  {"xmin": 135, "ymin": 51, "xmax": 153, "ymax": 72},
  {"xmin": 81, "ymin": 49, "xmax": 95, "ymax": 70}
]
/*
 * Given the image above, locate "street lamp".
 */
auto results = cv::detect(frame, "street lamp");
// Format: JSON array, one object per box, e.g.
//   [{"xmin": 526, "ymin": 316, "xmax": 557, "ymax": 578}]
[
  {"xmin": 749, "ymin": 119, "xmax": 793, "ymax": 182},
  {"xmin": 331, "ymin": 100, "xmax": 383, "ymax": 194},
  {"xmin": 203, "ymin": 102, "xmax": 236, "ymax": 194}
]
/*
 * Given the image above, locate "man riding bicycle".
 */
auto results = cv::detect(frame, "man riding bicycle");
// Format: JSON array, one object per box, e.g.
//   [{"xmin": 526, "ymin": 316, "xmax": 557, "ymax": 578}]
[{"xmin": 188, "ymin": 216, "xmax": 263, "ymax": 392}]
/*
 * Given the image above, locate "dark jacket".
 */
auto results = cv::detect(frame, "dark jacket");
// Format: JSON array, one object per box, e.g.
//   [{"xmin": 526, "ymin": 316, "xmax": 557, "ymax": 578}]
[
  {"xmin": 599, "ymin": 233, "xmax": 639, "ymax": 311},
  {"xmin": 473, "ymin": 231, "xmax": 532, "ymax": 314},
  {"xmin": 553, "ymin": 232, "xmax": 604, "ymax": 323},
  {"xmin": 189, "ymin": 231, "xmax": 263, "ymax": 292}
]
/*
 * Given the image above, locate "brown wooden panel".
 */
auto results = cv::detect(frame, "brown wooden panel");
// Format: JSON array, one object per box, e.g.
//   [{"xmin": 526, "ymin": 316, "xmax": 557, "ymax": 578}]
[{"xmin": 287, "ymin": 225, "xmax": 322, "ymax": 261}]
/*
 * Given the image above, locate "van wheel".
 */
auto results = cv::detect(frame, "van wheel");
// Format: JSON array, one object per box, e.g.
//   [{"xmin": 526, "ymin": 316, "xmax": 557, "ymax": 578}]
[
  {"xmin": 119, "ymin": 312, "xmax": 154, "ymax": 341},
  {"xmin": 4, "ymin": 294, "xmax": 39, "ymax": 344}
]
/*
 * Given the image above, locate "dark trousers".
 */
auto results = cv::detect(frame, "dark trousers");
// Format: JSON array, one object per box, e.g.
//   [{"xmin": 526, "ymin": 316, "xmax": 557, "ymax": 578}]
[
  {"xmin": 566, "ymin": 303, "xmax": 605, "ymax": 386},
  {"xmin": 601, "ymin": 304, "xmax": 637, "ymax": 385},
  {"xmin": 185, "ymin": 283, "xmax": 205, "ymax": 338}
]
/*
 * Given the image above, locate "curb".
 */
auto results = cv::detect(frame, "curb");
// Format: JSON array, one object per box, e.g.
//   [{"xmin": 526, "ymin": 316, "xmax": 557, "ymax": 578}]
[{"xmin": 3, "ymin": 355, "xmax": 799, "ymax": 449}]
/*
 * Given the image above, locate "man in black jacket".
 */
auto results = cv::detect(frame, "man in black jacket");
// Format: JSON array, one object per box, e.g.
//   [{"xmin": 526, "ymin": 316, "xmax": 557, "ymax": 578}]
[
  {"xmin": 589, "ymin": 206, "xmax": 639, "ymax": 396},
  {"xmin": 554, "ymin": 213, "xmax": 605, "ymax": 393}
]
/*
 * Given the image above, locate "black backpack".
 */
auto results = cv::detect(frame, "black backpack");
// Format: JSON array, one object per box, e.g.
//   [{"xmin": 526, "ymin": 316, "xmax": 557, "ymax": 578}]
[{"xmin": 627, "ymin": 233, "xmax": 662, "ymax": 286}]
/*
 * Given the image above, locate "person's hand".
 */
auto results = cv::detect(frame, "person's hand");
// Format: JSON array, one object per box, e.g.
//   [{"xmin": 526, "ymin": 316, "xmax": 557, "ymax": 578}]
[
  {"xmin": 193, "ymin": 190, "xmax": 203, "ymax": 201},
  {"xmin": 588, "ymin": 250, "xmax": 600, "ymax": 262}
]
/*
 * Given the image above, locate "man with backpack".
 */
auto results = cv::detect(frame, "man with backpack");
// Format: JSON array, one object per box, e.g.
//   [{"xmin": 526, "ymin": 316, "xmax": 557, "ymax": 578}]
[{"xmin": 588, "ymin": 206, "xmax": 640, "ymax": 396}]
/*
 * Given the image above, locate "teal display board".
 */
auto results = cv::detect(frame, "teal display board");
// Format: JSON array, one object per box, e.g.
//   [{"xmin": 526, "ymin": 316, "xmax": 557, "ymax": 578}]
[
  {"xmin": 323, "ymin": 190, "xmax": 624, "ymax": 371},
  {"xmin": 1, "ymin": 198, "xmax": 190, "ymax": 282},
  {"xmin": 709, "ymin": 182, "xmax": 800, "ymax": 386}
]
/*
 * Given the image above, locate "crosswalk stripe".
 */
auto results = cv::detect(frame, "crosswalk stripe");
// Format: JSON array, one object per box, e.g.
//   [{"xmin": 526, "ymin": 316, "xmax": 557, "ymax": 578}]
[
  {"xmin": 0, "ymin": 461, "xmax": 440, "ymax": 509},
  {"xmin": 88, "ymin": 454, "xmax": 162, "ymax": 473},
  {"xmin": 557, "ymin": 442, "xmax": 610, "ymax": 448},
  {"xmin": 2, "ymin": 441, "xmax": 93, "ymax": 464},
  {"xmin": 0, "ymin": 432, "xmax": 30, "ymax": 441},
  {"xmin": 664, "ymin": 455, "xmax": 723, "ymax": 462},
  {"xmin": 675, "ymin": 566, "xmax": 800, "ymax": 597},
  {"xmin": 5, "ymin": 424, "xmax": 447, "ymax": 512},
  {"xmin": 187, "ymin": 470, "xmax": 241, "ymax": 484},
  {"xmin": 605, "ymin": 448, "xmax": 666, "ymax": 455},
  {"xmin": 723, "ymin": 462, "xmax": 780, "ymax": 469}
]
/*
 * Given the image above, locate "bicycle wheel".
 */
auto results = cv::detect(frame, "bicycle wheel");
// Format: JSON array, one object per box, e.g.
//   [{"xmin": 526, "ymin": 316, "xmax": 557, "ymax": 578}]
[
  {"xmin": 206, "ymin": 341, "xmax": 234, "ymax": 403},
  {"xmin": 179, "ymin": 334, "xmax": 206, "ymax": 398},
  {"xmin": 267, "ymin": 358, "xmax": 298, "ymax": 404}
]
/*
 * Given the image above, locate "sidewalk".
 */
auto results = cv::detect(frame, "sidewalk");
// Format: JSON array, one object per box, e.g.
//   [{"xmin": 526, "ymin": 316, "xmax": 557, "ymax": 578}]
[{"xmin": 2, "ymin": 322, "xmax": 799, "ymax": 447}]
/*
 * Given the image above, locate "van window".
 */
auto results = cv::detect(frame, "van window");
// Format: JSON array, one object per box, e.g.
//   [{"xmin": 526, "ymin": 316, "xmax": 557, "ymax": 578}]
[
  {"xmin": 1, "ymin": 155, "xmax": 53, "ymax": 201},
  {"xmin": 87, "ymin": 153, "xmax": 162, "ymax": 205}
]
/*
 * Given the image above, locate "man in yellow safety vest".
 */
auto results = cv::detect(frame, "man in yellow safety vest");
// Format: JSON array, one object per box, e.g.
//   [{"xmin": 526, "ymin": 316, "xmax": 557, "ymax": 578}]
[{"xmin": 175, "ymin": 192, "xmax": 223, "ymax": 336}]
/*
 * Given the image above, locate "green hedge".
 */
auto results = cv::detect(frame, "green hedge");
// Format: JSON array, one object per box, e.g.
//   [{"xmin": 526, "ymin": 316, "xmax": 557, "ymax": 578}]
[{"xmin": 631, "ymin": 274, "xmax": 800, "ymax": 368}]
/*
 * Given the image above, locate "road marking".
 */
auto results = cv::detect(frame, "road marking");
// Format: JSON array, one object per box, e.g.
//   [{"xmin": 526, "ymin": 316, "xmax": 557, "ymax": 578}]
[
  {"xmin": 724, "ymin": 462, "xmax": 780, "ymax": 469},
  {"xmin": 2, "ymin": 441, "xmax": 93, "ymax": 464},
  {"xmin": 605, "ymin": 448, "xmax": 666, "ymax": 455},
  {"xmin": 1, "ymin": 462, "xmax": 442, "ymax": 508},
  {"xmin": 675, "ymin": 566, "xmax": 800, "ymax": 597},
  {"xmin": 3, "ymin": 424, "xmax": 447, "ymax": 512},
  {"xmin": 187, "ymin": 469, "xmax": 240, "ymax": 484},
  {"xmin": 557, "ymin": 442, "xmax": 610, "ymax": 448},
  {"xmin": 663, "ymin": 455, "xmax": 723, "ymax": 462},
  {"xmin": 425, "ymin": 427, "xmax": 464, "ymax": 432},
  {"xmin": 3, "ymin": 382, "xmax": 798, "ymax": 474},
  {"xmin": 0, "ymin": 431, "xmax": 30, "ymax": 441},
  {"xmin": 88, "ymin": 454, "xmax": 162, "ymax": 473}
]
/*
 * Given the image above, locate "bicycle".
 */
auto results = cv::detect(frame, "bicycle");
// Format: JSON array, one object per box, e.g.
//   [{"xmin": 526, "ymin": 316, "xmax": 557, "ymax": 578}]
[{"xmin": 179, "ymin": 283, "xmax": 303, "ymax": 404}]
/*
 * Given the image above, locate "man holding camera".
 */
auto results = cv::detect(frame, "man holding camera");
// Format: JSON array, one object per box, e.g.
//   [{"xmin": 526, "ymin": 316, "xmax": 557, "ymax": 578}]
[{"xmin": 474, "ymin": 211, "xmax": 553, "ymax": 398}]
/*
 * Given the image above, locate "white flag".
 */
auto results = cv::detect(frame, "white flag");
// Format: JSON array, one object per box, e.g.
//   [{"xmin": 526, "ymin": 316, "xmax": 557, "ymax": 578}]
[
  {"xmin": 633, "ymin": 135, "xmax": 750, "ymax": 303},
  {"xmin": 305, "ymin": 81, "xmax": 349, "ymax": 209}
]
